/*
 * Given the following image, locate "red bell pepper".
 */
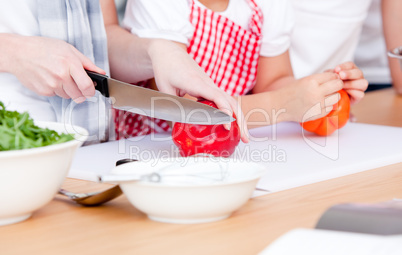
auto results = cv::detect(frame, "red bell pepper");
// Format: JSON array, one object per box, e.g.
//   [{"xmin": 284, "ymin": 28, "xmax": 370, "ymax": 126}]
[
  {"xmin": 301, "ymin": 89, "xmax": 350, "ymax": 136},
  {"xmin": 172, "ymin": 100, "xmax": 240, "ymax": 157}
]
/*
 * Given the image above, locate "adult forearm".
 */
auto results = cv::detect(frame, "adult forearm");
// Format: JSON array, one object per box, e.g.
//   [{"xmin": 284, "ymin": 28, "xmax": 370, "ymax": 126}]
[
  {"xmin": 0, "ymin": 33, "xmax": 21, "ymax": 73},
  {"xmin": 382, "ymin": 0, "xmax": 402, "ymax": 94}
]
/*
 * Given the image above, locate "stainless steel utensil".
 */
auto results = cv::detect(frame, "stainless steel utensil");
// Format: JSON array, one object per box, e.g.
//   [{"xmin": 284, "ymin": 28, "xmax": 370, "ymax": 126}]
[
  {"xmin": 58, "ymin": 186, "xmax": 123, "ymax": 206},
  {"xmin": 86, "ymin": 71, "xmax": 235, "ymax": 125},
  {"xmin": 388, "ymin": 46, "xmax": 402, "ymax": 67},
  {"xmin": 58, "ymin": 158, "xmax": 137, "ymax": 206}
]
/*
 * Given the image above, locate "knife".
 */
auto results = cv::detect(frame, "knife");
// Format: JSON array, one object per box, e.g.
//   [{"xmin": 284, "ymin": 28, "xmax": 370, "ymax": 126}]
[{"xmin": 86, "ymin": 71, "xmax": 235, "ymax": 125}]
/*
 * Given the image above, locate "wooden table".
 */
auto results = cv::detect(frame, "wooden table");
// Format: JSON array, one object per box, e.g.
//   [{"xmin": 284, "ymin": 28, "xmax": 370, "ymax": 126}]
[
  {"xmin": 1, "ymin": 89, "xmax": 402, "ymax": 255},
  {"xmin": 350, "ymin": 88, "xmax": 402, "ymax": 127}
]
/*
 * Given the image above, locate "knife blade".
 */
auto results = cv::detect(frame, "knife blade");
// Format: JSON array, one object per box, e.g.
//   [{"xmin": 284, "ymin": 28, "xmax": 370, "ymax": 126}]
[{"xmin": 86, "ymin": 71, "xmax": 235, "ymax": 125}]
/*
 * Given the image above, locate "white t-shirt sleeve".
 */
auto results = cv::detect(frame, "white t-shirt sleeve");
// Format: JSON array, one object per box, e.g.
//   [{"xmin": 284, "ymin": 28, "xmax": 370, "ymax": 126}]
[
  {"xmin": 258, "ymin": 0, "xmax": 294, "ymax": 57},
  {"xmin": 122, "ymin": 0, "xmax": 194, "ymax": 46}
]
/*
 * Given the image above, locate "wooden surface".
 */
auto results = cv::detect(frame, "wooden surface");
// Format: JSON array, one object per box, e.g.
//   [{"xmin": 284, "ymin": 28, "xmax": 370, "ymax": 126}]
[
  {"xmin": 350, "ymin": 88, "xmax": 402, "ymax": 127},
  {"xmin": 1, "ymin": 88, "xmax": 402, "ymax": 255}
]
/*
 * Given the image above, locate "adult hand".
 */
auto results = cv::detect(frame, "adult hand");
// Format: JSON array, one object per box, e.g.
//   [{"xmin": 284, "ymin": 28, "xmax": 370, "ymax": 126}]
[
  {"xmin": 6, "ymin": 34, "xmax": 105, "ymax": 103},
  {"xmin": 147, "ymin": 39, "xmax": 249, "ymax": 143},
  {"xmin": 333, "ymin": 62, "xmax": 368, "ymax": 105}
]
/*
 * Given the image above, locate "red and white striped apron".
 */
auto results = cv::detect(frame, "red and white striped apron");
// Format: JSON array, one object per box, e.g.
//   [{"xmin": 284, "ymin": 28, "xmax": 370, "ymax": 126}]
[
  {"xmin": 114, "ymin": 81, "xmax": 171, "ymax": 140},
  {"xmin": 114, "ymin": 0, "xmax": 263, "ymax": 140}
]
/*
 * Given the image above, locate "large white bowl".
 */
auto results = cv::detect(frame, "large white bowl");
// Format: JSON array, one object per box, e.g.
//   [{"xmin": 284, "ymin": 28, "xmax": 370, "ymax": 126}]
[
  {"xmin": 108, "ymin": 157, "xmax": 266, "ymax": 224},
  {"xmin": 0, "ymin": 121, "xmax": 88, "ymax": 226}
]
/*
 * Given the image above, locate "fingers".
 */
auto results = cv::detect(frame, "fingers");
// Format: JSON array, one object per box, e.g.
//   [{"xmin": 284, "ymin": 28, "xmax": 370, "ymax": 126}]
[
  {"xmin": 73, "ymin": 47, "xmax": 106, "ymax": 75},
  {"xmin": 15, "ymin": 37, "xmax": 102, "ymax": 103},
  {"xmin": 205, "ymin": 87, "xmax": 250, "ymax": 143},
  {"xmin": 320, "ymin": 78, "xmax": 344, "ymax": 95},
  {"xmin": 338, "ymin": 68, "xmax": 364, "ymax": 81},
  {"xmin": 196, "ymin": 91, "xmax": 249, "ymax": 143},
  {"xmin": 167, "ymin": 71, "xmax": 249, "ymax": 142},
  {"xmin": 304, "ymin": 92, "xmax": 341, "ymax": 121},
  {"xmin": 48, "ymin": 47, "xmax": 103, "ymax": 102},
  {"xmin": 67, "ymin": 49, "xmax": 103, "ymax": 102},
  {"xmin": 150, "ymin": 46, "xmax": 249, "ymax": 142},
  {"xmin": 207, "ymin": 93, "xmax": 234, "ymax": 125},
  {"xmin": 324, "ymin": 92, "xmax": 340, "ymax": 109},
  {"xmin": 53, "ymin": 84, "xmax": 70, "ymax": 99},
  {"xmin": 154, "ymin": 79, "xmax": 180, "ymax": 96},
  {"xmin": 334, "ymin": 61, "xmax": 356, "ymax": 73},
  {"xmin": 334, "ymin": 61, "xmax": 366, "ymax": 83},
  {"xmin": 155, "ymin": 77, "xmax": 249, "ymax": 142},
  {"xmin": 59, "ymin": 73, "xmax": 86, "ymax": 103},
  {"xmin": 308, "ymin": 79, "xmax": 341, "ymax": 119},
  {"xmin": 309, "ymin": 72, "xmax": 340, "ymax": 84},
  {"xmin": 227, "ymin": 96, "xmax": 249, "ymax": 143},
  {"xmin": 333, "ymin": 61, "xmax": 367, "ymax": 104},
  {"xmin": 343, "ymin": 78, "xmax": 369, "ymax": 92},
  {"xmin": 70, "ymin": 65, "xmax": 96, "ymax": 98},
  {"xmin": 51, "ymin": 62, "xmax": 93, "ymax": 103},
  {"xmin": 198, "ymin": 88, "xmax": 249, "ymax": 143},
  {"xmin": 344, "ymin": 89, "xmax": 365, "ymax": 105},
  {"xmin": 52, "ymin": 65, "xmax": 98, "ymax": 103},
  {"xmin": 312, "ymin": 92, "xmax": 340, "ymax": 117},
  {"xmin": 324, "ymin": 68, "xmax": 335, "ymax": 73}
]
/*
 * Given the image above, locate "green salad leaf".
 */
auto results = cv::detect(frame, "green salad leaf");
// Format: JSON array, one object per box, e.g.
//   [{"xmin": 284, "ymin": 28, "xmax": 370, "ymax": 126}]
[{"xmin": 0, "ymin": 101, "xmax": 74, "ymax": 151}]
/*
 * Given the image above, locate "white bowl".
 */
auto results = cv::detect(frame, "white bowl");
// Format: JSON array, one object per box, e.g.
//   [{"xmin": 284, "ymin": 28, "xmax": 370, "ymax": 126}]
[
  {"xmin": 108, "ymin": 157, "xmax": 266, "ymax": 224},
  {"xmin": 0, "ymin": 121, "xmax": 87, "ymax": 226}
]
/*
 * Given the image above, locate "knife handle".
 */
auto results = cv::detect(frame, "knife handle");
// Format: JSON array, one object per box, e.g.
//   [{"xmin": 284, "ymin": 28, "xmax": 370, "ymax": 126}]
[{"xmin": 86, "ymin": 70, "xmax": 109, "ymax": 97}]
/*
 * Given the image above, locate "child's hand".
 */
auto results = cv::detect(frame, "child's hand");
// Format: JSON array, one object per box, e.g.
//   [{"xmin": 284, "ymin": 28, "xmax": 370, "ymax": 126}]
[
  {"xmin": 277, "ymin": 72, "xmax": 344, "ymax": 123},
  {"xmin": 333, "ymin": 62, "xmax": 368, "ymax": 105},
  {"xmin": 148, "ymin": 39, "xmax": 249, "ymax": 143}
]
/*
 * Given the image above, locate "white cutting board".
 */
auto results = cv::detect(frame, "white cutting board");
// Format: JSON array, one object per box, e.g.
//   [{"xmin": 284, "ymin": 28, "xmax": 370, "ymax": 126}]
[{"xmin": 68, "ymin": 122, "xmax": 402, "ymax": 193}]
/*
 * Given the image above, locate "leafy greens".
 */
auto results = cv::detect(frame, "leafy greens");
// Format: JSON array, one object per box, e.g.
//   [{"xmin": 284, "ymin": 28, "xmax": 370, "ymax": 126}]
[{"xmin": 0, "ymin": 101, "xmax": 74, "ymax": 151}]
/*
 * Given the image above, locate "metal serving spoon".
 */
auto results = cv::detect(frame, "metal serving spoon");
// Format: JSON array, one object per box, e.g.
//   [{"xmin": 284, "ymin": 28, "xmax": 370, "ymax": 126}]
[
  {"xmin": 58, "ymin": 158, "xmax": 137, "ymax": 206},
  {"xmin": 58, "ymin": 186, "xmax": 123, "ymax": 206}
]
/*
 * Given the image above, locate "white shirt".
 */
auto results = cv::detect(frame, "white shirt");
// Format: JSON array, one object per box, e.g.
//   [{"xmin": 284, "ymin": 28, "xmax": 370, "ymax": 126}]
[
  {"xmin": 354, "ymin": 0, "xmax": 391, "ymax": 84},
  {"xmin": 123, "ymin": 0, "xmax": 294, "ymax": 57},
  {"xmin": 0, "ymin": 1, "xmax": 55, "ymax": 121},
  {"xmin": 289, "ymin": 0, "xmax": 373, "ymax": 78},
  {"xmin": 0, "ymin": 1, "xmax": 112, "ymax": 143}
]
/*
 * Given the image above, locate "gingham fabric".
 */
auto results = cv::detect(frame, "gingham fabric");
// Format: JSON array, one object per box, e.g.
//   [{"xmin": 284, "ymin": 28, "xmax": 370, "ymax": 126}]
[
  {"xmin": 188, "ymin": 0, "xmax": 263, "ymax": 96},
  {"xmin": 115, "ymin": 109, "xmax": 171, "ymax": 139},
  {"xmin": 114, "ymin": 81, "xmax": 171, "ymax": 140},
  {"xmin": 114, "ymin": 0, "xmax": 263, "ymax": 139}
]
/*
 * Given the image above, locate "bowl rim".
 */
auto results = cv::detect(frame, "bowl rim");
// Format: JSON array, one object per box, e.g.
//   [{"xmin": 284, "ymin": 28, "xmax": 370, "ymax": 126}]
[
  {"xmin": 125, "ymin": 173, "xmax": 264, "ymax": 188},
  {"xmin": 112, "ymin": 158, "xmax": 266, "ymax": 188},
  {"xmin": 0, "ymin": 121, "xmax": 88, "ymax": 158}
]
